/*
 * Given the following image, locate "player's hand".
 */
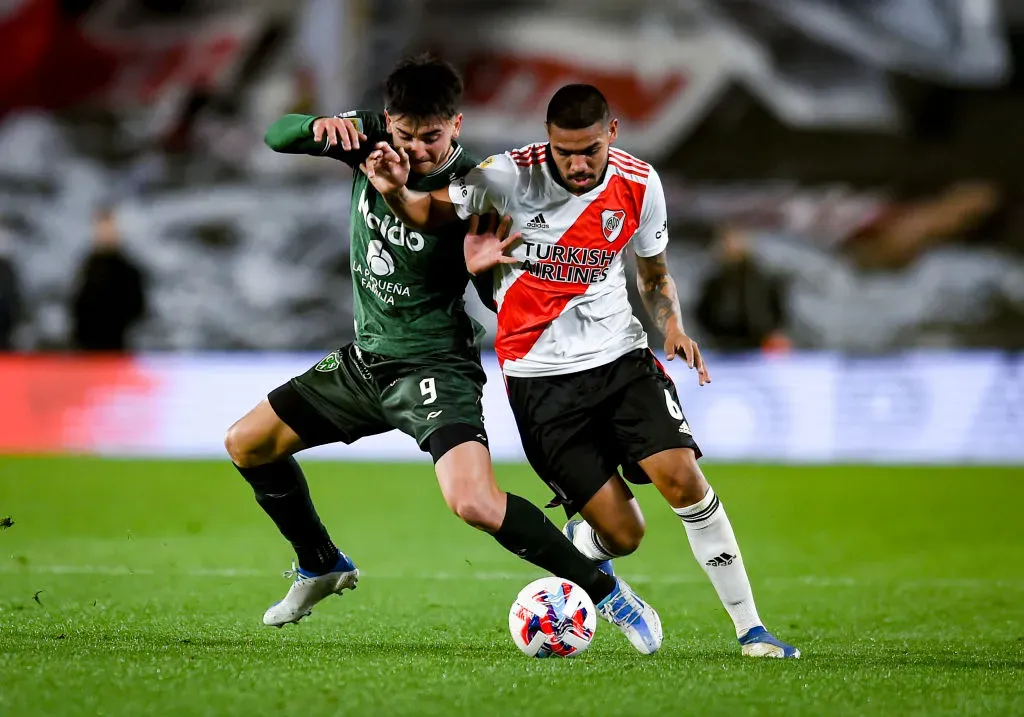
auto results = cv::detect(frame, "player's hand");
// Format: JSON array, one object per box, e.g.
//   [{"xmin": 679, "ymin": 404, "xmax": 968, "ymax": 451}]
[
  {"xmin": 464, "ymin": 213, "xmax": 520, "ymax": 276},
  {"xmin": 312, "ymin": 117, "xmax": 367, "ymax": 151},
  {"xmin": 664, "ymin": 326, "xmax": 710, "ymax": 386},
  {"xmin": 360, "ymin": 141, "xmax": 410, "ymax": 196}
]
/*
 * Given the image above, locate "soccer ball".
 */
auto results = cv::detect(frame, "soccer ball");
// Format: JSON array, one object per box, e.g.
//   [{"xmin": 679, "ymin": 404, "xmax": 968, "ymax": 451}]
[
  {"xmin": 508, "ymin": 577, "xmax": 597, "ymax": 658},
  {"xmin": 366, "ymin": 240, "xmax": 395, "ymax": 276}
]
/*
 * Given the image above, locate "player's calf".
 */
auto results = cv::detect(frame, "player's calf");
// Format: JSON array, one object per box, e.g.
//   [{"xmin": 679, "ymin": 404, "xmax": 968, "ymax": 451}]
[
  {"xmin": 569, "ymin": 475, "xmax": 646, "ymax": 568},
  {"xmin": 649, "ymin": 451, "xmax": 764, "ymax": 636},
  {"xmin": 641, "ymin": 448, "xmax": 800, "ymax": 653},
  {"xmin": 229, "ymin": 399, "xmax": 345, "ymax": 578}
]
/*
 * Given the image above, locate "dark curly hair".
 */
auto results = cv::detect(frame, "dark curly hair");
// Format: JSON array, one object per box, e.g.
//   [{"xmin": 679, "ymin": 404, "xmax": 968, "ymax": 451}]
[{"xmin": 384, "ymin": 54, "xmax": 463, "ymax": 119}]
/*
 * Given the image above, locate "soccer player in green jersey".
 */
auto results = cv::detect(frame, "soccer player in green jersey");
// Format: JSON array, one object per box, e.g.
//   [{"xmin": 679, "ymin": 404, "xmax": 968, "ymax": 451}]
[{"xmin": 224, "ymin": 56, "xmax": 662, "ymax": 653}]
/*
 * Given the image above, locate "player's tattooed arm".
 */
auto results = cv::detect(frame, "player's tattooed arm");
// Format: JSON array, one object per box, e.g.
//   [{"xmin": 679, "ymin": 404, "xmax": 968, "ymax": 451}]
[
  {"xmin": 636, "ymin": 251, "xmax": 681, "ymax": 336},
  {"xmin": 636, "ymin": 251, "xmax": 710, "ymax": 385}
]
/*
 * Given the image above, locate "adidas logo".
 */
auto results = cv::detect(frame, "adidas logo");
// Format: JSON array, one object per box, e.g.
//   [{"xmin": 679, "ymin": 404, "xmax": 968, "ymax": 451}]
[
  {"xmin": 525, "ymin": 213, "xmax": 549, "ymax": 229},
  {"xmin": 705, "ymin": 552, "xmax": 736, "ymax": 567}
]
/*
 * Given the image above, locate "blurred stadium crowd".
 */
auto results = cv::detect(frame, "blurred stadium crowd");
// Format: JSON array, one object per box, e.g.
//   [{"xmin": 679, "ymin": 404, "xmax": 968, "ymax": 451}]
[{"xmin": 2, "ymin": 0, "xmax": 1024, "ymax": 354}]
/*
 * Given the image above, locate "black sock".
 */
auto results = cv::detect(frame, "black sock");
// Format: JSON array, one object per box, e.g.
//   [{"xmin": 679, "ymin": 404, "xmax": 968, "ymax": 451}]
[
  {"xmin": 493, "ymin": 493, "xmax": 616, "ymax": 605},
  {"xmin": 234, "ymin": 458, "xmax": 340, "ymax": 574}
]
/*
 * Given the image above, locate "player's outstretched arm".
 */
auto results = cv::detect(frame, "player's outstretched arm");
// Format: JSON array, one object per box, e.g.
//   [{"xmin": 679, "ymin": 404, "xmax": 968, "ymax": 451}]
[
  {"xmin": 362, "ymin": 142, "xmax": 459, "ymax": 230},
  {"xmin": 636, "ymin": 251, "xmax": 710, "ymax": 386},
  {"xmin": 264, "ymin": 114, "xmax": 368, "ymax": 159}
]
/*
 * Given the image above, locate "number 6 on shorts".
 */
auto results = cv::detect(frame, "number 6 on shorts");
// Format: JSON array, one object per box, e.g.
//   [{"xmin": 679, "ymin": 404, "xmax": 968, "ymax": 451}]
[
  {"xmin": 420, "ymin": 377, "xmax": 437, "ymax": 405},
  {"xmin": 664, "ymin": 389, "xmax": 683, "ymax": 420}
]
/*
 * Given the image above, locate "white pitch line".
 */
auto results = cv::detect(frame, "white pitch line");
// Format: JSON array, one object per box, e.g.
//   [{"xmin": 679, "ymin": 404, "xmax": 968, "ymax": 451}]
[{"xmin": 0, "ymin": 564, "xmax": 1021, "ymax": 589}]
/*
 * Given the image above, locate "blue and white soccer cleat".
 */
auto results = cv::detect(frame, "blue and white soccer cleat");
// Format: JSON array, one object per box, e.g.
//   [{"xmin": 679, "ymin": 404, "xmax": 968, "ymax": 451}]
[
  {"xmin": 562, "ymin": 519, "xmax": 615, "ymax": 576},
  {"xmin": 262, "ymin": 553, "xmax": 359, "ymax": 627},
  {"xmin": 738, "ymin": 626, "xmax": 801, "ymax": 658},
  {"xmin": 596, "ymin": 577, "xmax": 663, "ymax": 654}
]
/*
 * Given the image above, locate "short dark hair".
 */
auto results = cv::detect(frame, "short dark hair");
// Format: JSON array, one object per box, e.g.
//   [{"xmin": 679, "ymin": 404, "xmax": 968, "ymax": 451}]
[
  {"xmin": 546, "ymin": 84, "xmax": 610, "ymax": 129},
  {"xmin": 384, "ymin": 54, "xmax": 462, "ymax": 119}
]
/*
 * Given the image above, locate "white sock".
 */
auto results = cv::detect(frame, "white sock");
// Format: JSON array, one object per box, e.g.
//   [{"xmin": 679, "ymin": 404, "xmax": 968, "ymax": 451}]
[
  {"xmin": 570, "ymin": 521, "xmax": 617, "ymax": 562},
  {"xmin": 674, "ymin": 486, "xmax": 762, "ymax": 637}
]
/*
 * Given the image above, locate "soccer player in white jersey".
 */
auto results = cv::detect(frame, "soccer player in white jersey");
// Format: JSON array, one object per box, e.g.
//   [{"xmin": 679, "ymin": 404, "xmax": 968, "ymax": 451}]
[{"xmin": 362, "ymin": 84, "xmax": 799, "ymax": 658}]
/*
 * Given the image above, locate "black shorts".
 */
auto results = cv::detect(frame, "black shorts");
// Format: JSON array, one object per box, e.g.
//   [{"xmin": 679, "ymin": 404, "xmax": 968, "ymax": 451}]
[
  {"xmin": 267, "ymin": 344, "xmax": 488, "ymax": 462},
  {"xmin": 505, "ymin": 348, "xmax": 702, "ymax": 516}
]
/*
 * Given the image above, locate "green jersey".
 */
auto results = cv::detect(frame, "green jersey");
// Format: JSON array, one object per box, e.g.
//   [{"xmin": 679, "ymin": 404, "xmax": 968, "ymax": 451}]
[{"xmin": 264, "ymin": 111, "xmax": 484, "ymax": 358}]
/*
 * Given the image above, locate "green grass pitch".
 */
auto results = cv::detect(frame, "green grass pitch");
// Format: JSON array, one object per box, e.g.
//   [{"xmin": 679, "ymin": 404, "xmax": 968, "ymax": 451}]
[{"xmin": 1, "ymin": 457, "xmax": 1022, "ymax": 716}]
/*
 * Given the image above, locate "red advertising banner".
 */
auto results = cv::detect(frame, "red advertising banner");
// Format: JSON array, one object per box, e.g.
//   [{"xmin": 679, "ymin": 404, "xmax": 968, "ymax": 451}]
[{"xmin": 0, "ymin": 354, "xmax": 159, "ymax": 452}]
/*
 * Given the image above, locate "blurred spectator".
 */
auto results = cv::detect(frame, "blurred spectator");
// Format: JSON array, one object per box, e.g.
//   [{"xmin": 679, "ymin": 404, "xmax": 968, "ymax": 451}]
[
  {"xmin": 695, "ymin": 226, "xmax": 790, "ymax": 353},
  {"xmin": 0, "ymin": 231, "xmax": 20, "ymax": 350},
  {"xmin": 843, "ymin": 181, "xmax": 1001, "ymax": 271},
  {"xmin": 70, "ymin": 208, "xmax": 147, "ymax": 352}
]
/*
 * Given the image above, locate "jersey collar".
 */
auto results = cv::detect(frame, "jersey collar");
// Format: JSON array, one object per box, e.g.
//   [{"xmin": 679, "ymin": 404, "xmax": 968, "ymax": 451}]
[
  {"xmin": 408, "ymin": 141, "xmax": 466, "ymax": 192},
  {"xmin": 424, "ymin": 141, "xmax": 464, "ymax": 178}
]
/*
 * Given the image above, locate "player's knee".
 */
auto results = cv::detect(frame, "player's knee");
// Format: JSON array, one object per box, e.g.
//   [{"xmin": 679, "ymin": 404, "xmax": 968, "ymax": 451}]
[
  {"xmin": 225, "ymin": 420, "xmax": 275, "ymax": 469},
  {"xmin": 661, "ymin": 452, "xmax": 708, "ymax": 507},
  {"xmin": 450, "ymin": 496, "xmax": 504, "ymax": 531},
  {"xmin": 599, "ymin": 519, "xmax": 645, "ymax": 556},
  {"xmin": 436, "ymin": 444, "xmax": 506, "ymax": 531},
  {"xmin": 446, "ymin": 485, "xmax": 505, "ymax": 532}
]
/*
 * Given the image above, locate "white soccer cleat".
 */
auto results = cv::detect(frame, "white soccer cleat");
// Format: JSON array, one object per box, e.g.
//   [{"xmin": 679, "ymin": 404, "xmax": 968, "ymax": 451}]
[
  {"xmin": 262, "ymin": 554, "xmax": 359, "ymax": 627},
  {"xmin": 738, "ymin": 626, "xmax": 801, "ymax": 658},
  {"xmin": 596, "ymin": 577, "xmax": 663, "ymax": 654}
]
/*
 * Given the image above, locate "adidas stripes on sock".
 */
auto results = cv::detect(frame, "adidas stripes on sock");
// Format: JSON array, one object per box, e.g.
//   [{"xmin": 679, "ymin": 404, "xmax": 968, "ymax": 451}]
[{"xmin": 674, "ymin": 486, "xmax": 762, "ymax": 637}]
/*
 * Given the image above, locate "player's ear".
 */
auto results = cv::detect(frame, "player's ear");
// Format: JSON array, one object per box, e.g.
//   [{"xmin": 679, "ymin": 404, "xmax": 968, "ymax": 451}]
[
  {"xmin": 607, "ymin": 118, "xmax": 619, "ymax": 144},
  {"xmin": 384, "ymin": 111, "xmax": 393, "ymax": 134},
  {"xmin": 450, "ymin": 113, "xmax": 463, "ymax": 139}
]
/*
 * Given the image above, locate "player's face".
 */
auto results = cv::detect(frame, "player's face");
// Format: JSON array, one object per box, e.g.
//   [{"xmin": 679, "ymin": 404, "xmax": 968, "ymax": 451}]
[
  {"xmin": 385, "ymin": 112, "xmax": 463, "ymax": 175},
  {"xmin": 547, "ymin": 119, "xmax": 618, "ymax": 194}
]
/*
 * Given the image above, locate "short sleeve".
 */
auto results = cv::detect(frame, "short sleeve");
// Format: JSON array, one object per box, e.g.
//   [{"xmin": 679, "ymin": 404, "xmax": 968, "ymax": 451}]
[
  {"xmin": 449, "ymin": 154, "xmax": 518, "ymax": 219},
  {"xmin": 631, "ymin": 168, "xmax": 669, "ymax": 257}
]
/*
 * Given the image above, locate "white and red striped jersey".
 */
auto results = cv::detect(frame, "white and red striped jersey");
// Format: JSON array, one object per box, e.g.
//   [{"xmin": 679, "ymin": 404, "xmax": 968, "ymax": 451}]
[{"xmin": 449, "ymin": 143, "xmax": 669, "ymax": 378}]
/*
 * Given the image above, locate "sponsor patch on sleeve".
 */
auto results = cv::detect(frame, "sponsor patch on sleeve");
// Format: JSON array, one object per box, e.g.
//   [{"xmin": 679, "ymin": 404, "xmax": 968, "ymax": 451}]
[{"xmin": 336, "ymin": 111, "xmax": 363, "ymax": 133}]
